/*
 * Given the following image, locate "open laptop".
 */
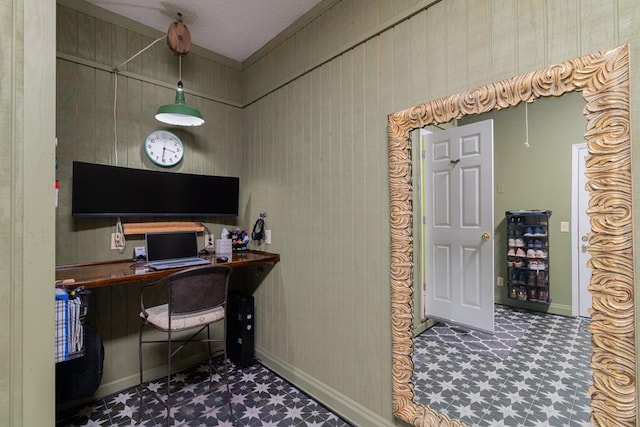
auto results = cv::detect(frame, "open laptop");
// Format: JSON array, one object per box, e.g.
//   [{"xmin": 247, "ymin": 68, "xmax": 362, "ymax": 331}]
[{"xmin": 145, "ymin": 231, "xmax": 210, "ymax": 270}]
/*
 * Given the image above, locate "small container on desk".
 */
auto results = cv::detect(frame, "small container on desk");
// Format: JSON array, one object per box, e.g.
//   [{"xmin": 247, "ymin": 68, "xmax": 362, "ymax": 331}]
[
  {"xmin": 233, "ymin": 242, "xmax": 248, "ymax": 252},
  {"xmin": 216, "ymin": 239, "xmax": 232, "ymax": 254},
  {"xmin": 228, "ymin": 229, "xmax": 249, "ymax": 252}
]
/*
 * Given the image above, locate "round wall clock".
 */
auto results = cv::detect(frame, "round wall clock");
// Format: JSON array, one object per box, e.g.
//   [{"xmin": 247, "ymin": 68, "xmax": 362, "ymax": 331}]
[{"xmin": 144, "ymin": 130, "xmax": 184, "ymax": 167}]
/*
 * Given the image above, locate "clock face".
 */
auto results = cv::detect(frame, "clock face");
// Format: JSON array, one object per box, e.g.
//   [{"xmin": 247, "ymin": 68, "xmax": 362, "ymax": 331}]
[{"xmin": 144, "ymin": 130, "xmax": 184, "ymax": 167}]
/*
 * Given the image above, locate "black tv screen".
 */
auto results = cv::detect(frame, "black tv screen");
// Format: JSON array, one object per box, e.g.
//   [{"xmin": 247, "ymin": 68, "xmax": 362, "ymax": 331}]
[{"xmin": 72, "ymin": 162, "xmax": 239, "ymax": 217}]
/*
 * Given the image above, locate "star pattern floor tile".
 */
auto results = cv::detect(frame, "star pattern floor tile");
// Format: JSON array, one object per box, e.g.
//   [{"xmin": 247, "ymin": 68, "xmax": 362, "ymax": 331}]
[
  {"xmin": 415, "ymin": 305, "xmax": 536, "ymax": 360},
  {"xmin": 56, "ymin": 360, "xmax": 352, "ymax": 426},
  {"xmin": 413, "ymin": 305, "xmax": 593, "ymax": 426}
]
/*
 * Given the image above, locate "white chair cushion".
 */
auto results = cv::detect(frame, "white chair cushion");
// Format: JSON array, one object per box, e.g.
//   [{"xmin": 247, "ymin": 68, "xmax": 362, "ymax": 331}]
[{"xmin": 141, "ymin": 304, "xmax": 225, "ymax": 331}]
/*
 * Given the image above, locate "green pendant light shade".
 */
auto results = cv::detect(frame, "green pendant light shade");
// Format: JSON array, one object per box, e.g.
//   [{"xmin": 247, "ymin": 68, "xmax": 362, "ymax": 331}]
[{"xmin": 155, "ymin": 81, "xmax": 205, "ymax": 127}]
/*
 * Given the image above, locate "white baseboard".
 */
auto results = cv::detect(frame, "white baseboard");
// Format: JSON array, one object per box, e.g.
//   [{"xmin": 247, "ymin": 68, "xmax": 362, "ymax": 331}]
[{"xmin": 255, "ymin": 346, "xmax": 394, "ymax": 427}]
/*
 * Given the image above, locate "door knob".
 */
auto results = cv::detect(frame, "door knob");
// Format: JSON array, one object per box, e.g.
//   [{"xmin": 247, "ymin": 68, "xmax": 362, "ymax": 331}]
[
  {"xmin": 481, "ymin": 232, "xmax": 491, "ymax": 241},
  {"xmin": 582, "ymin": 243, "xmax": 590, "ymax": 250},
  {"xmin": 581, "ymin": 235, "xmax": 589, "ymax": 242}
]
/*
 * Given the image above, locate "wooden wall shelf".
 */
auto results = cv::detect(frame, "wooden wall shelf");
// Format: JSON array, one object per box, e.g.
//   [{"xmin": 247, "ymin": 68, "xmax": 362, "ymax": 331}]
[{"xmin": 122, "ymin": 221, "xmax": 204, "ymax": 235}]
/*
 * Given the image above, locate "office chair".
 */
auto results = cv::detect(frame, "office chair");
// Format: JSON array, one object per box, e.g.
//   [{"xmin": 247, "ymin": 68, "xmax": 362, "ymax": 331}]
[{"xmin": 138, "ymin": 265, "xmax": 233, "ymax": 425}]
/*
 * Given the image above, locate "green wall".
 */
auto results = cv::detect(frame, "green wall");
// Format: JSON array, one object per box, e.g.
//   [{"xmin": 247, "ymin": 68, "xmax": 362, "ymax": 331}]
[
  {"xmin": 240, "ymin": 0, "xmax": 640, "ymax": 425},
  {"xmin": 53, "ymin": 0, "xmax": 252, "ymax": 405},
  {"xmin": 4, "ymin": 0, "xmax": 640, "ymax": 426},
  {"xmin": 461, "ymin": 92, "xmax": 586, "ymax": 314},
  {"xmin": 55, "ymin": 0, "xmax": 245, "ymax": 267}
]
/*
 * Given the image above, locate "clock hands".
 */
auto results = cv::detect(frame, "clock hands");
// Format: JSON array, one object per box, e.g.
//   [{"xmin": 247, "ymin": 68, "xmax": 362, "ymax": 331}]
[
  {"xmin": 161, "ymin": 145, "xmax": 179, "ymax": 164},
  {"xmin": 145, "ymin": 131, "xmax": 183, "ymax": 166}
]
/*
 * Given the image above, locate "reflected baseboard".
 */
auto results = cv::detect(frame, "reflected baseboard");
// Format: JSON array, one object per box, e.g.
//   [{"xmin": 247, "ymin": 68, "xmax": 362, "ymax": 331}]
[
  {"xmin": 414, "ymin": 317, "xmax": 437, "ymax": 336},
  {"xmin": 494, "ymin": 299, "xmax": 572, "ymax": 317},
  {"xmin": 414, "ymin": 301, "xmax": 574, "ymax": 341}
]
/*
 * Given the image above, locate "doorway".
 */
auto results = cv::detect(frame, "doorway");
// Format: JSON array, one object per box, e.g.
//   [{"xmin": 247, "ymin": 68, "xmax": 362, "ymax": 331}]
[
  {"xmin": 420, "ymin": 120, "xmax": 495, "ymax": 333},
  {"xmin": 572, "ymin": 143, "xmax": 592, "ymax": 318}
]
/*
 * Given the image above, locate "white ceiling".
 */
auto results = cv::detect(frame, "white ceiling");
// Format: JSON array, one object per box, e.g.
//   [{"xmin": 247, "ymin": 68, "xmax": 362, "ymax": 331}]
[{"xmin": 85, "ymin": 0, "xmax": 324, "ymax": 62}]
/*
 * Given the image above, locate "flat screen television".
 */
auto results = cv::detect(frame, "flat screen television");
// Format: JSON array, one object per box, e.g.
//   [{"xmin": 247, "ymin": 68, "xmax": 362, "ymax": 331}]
[{"xmin": 72, "ymin": 161, "xmax": 239, "ymax": 217}]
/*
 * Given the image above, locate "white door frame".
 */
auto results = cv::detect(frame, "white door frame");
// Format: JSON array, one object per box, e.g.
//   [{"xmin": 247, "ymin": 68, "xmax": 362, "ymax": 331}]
[
  {"xmin": 419, "ymin": 130, "xmax": 430, "ymax": 322},
  {"xmin": 571, "ymin": 142, "xmax": 591, "ymax": 317}
]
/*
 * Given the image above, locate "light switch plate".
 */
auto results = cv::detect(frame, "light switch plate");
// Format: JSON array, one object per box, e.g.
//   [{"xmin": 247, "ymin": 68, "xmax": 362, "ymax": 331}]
[{"xmin": 560, "ymin": 221, "xmax": 570, "ymax": 232}]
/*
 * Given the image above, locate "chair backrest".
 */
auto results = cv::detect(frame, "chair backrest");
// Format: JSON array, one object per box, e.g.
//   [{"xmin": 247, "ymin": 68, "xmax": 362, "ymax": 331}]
[{"xmin": 167, "ymin": 265, "xmax": 231, "ymax": 315}]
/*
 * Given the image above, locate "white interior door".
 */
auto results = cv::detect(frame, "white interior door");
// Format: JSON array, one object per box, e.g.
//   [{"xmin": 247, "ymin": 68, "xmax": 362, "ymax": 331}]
[
  {"xmin": 421, "ymin": 120, "xmax": 494, "ymax": 333},
  {"xmin": 572, "ymin": 143, "xmax": 592, "ymax": 318}
]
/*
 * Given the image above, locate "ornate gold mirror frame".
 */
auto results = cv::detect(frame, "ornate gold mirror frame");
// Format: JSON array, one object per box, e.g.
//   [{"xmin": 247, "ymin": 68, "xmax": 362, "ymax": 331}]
[{"xmin": 388, "ymin": 44, "xmax": 634, "ymax": 426}]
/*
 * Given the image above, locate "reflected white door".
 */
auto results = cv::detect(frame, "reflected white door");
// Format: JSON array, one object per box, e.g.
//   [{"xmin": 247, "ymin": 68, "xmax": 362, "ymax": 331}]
[
  {"xmin": 572, "ymin": 143, "xmax": 592, "ymax": 318},
  {"xmin": 422, "ymin": 120, "xmax": 494, "ymax": 333}
]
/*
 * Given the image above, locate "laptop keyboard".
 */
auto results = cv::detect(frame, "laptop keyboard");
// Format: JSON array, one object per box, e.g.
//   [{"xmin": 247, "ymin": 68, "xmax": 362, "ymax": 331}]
[
  {"xmin": 165, "ymin": 261, "xmax": 189, "ymax": 267},
  {"xmin": 149, "ymin": 258, "xmax": 209, "ymax": 270}
]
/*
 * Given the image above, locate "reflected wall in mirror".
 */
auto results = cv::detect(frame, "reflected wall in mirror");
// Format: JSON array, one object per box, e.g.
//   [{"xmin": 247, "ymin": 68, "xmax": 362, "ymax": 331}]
[{"xmin": 388, "ymin": 45, "xmax": 634, "ymax": 426}]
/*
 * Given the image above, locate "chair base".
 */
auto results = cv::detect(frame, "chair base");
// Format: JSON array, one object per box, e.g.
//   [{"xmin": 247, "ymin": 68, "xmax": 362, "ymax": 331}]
[
  {"xmin": 137, "ymin": 264, "xmax": 234, "ymax": 425},
  {"xmin": 137, "ymin": 356, "xmax": 234, "ymax": 425}
]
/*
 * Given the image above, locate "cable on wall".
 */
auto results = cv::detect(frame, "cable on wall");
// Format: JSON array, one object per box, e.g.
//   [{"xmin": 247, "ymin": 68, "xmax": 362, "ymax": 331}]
[
  {"xmin": 524, "ymin": 102, "xmax": 531, "ymax": 148},
  {"xmin": 111, "ymin": 35, "xmax": 164, "ymax": 249},
  {"xmin": 114, "ymin": 217, "xmax": 126, "ymax": 253},
  {"xmin": 112, "ymin": 35, "xmax": 166, "ymax": 167},
  {"xmin": 196, "ymin": 221, "xmax": 213, "ymax": 254}
]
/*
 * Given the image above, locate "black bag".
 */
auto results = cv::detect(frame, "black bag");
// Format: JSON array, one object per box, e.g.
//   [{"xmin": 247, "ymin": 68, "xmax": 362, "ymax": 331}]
[{"xmin": 55, "ymin": 321, "xmax": 104, "ymax": 404}]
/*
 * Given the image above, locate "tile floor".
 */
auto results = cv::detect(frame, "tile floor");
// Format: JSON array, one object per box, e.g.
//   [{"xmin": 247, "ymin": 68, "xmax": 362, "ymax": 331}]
[
  {"xmin": 413, "ymin": 305, "xmax": 592, "ymax": 426},
  {"xmin": 57, "ymin": 305, "xmax": 593, "ymax": 426},
  {"xmin": 56, "ymin": 359, "xmax": 352, "ymax": 426}
]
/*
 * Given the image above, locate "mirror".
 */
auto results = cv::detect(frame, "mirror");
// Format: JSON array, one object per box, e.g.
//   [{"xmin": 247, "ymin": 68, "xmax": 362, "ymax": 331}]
[{"xmin": 388, "ymin": 45, "xmax": 635, "ymax": 426}]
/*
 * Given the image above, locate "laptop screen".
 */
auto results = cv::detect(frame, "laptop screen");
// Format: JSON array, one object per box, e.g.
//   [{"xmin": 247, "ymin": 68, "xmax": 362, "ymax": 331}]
[{"xmin": 146, "ymin": 231, "xmax": 199, "ymax": 262}]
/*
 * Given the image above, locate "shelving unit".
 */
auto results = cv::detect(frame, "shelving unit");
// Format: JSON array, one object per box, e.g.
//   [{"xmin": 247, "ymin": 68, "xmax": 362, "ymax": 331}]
[{"xmin": 506, "ymin": 210, "xmax": 551, "ymax": 304}]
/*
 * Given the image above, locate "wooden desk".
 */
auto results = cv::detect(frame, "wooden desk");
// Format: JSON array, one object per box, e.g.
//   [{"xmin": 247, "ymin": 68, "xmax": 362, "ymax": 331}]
[{"xmin": 56, "ymin": 250, "xmax": 280, "ymax": 289}]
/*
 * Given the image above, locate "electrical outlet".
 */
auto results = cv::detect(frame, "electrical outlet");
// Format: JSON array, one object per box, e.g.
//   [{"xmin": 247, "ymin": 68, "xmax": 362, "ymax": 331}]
[
  {"xmin": 496, "ymin": 276, "xmax": 504, "ymax": 287},
  {"xmin": 560, "ymin": 221, "xmax": 570, "ymax": 232},
  {"xmin": 111, "ymin": 233, "xmax": 118, "ymax": 250},
  {"xmin": 265, "ymin": 229, "xmax": 272, "ymax": 245}
]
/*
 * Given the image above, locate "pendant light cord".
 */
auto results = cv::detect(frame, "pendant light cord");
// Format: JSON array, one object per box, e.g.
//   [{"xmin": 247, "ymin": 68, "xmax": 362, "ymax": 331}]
[
  {"xmin": 113, "ymin": 35, "xmax": 166, "ymax": 73},
  {"xmin": 111, "ymin": 34, "xmax": 164, "ymax": 251},
  {"xmin": 113, "ymin": 75, "xmax": 119, "ymax": 165},
  {"xmin": 112, "ymin": 35, "xmax": 166, "ymax": 167},
  {"xmin": 524, "ymin": 102, "xmax": 530, "ymax": 148}
]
